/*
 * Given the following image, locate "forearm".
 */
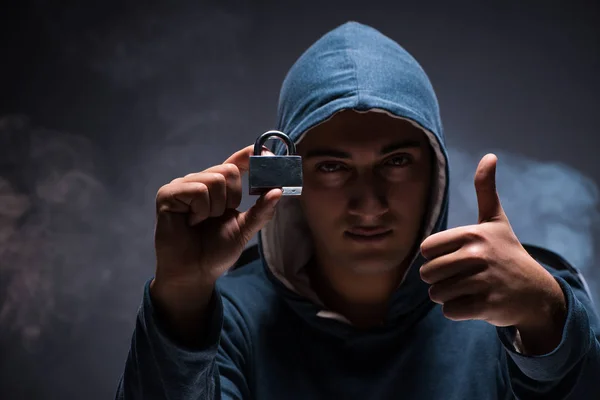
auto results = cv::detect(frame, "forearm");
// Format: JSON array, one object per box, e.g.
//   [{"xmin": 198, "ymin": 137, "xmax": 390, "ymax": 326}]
[{"xmin": 116, "ymin": 280, "xmax": 224, "ymax": 400}]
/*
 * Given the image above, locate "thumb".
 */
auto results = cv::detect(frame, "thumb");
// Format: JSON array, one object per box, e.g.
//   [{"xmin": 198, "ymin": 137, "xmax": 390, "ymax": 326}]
[
  {"xmin": 237, "ymin": 188, "xmax": 282, "ymax": 242},
  {"xmin": 474, "ymin": 153, "xmax": 505, "ymax": 223}
]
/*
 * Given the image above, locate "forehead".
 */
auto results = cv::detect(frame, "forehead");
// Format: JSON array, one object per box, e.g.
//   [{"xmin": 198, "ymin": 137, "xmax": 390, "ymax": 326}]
[{"xmin": 297, "ymin": 109, "xmax": 427, "ymax": 151}]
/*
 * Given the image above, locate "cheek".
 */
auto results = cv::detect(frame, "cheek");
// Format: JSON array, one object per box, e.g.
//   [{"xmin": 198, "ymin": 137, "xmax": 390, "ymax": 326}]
[
  {"xmin": 299, "ymin": 186, "xmax": 345, "ymax": 227},
  {"xmin": 388, "ymin": 180, "xmax": 430, "ymax": 217}
]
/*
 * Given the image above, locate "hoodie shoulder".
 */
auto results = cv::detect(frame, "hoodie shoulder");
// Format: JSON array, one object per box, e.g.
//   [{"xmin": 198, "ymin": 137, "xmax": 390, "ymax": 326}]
[{"xmin": 217, "ymin": 260, "xmax": 281, "ymax": 317}]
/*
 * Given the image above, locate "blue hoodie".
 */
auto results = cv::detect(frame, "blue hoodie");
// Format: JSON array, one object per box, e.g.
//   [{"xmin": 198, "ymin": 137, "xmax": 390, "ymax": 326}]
[{"xmin": 116, "ymin": 22, "xmax": 600, "ymax": 399}]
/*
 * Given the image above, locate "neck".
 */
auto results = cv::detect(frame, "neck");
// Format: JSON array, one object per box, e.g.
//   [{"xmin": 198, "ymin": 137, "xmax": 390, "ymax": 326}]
[{"xmin": 307, "ymin": 254, "xmax": 410, "ymax": 329}]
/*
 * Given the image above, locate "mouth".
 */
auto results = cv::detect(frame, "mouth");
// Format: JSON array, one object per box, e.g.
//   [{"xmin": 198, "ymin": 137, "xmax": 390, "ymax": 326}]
[{"xmin": 344, "ymin": 227, "xmax": 393, "ymax": 242}]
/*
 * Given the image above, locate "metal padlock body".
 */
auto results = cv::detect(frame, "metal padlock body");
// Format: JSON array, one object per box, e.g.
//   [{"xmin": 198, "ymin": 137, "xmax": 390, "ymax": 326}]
[{"xmin": 249, "ymin": 130, "xmax": 303, "ymax": 196}]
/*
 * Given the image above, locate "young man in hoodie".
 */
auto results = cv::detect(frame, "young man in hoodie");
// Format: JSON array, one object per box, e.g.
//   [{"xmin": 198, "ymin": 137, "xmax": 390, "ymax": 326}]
[{"xmin": 116, "ymin": 22, "xmax": 600, "ymax": 399}]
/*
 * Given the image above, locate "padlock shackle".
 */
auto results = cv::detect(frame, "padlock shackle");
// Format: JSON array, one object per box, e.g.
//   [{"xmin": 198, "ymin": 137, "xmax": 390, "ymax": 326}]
[{"xmin": 253, "ymin": 130, "xmax": 297, "ymax": 156}]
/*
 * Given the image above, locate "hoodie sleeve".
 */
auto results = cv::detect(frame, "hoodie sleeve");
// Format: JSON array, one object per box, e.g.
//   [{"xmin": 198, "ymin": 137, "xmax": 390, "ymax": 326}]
[
  {"xmin": 496, "ymin": 268, "xmax": 600, "ymax": 399},
  {"xmin": 115, "ymin": 280, "xmax": 251, "ymax": 400}
]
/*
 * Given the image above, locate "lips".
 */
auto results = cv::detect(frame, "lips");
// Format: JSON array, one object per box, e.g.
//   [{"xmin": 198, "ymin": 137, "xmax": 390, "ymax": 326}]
[
  {"xmin": 345, "ymin": 226, "xmax": 393, "ymax": 240},
  {"xmin": 347, "ymin": 226, "xmax": 391, "ymax": 235}
]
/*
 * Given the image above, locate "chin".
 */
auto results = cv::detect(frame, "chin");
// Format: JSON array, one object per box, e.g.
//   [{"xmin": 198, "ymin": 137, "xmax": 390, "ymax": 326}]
[{"xmin": 343, "ymin": 251, "xmax": 406, "ymax": 275}]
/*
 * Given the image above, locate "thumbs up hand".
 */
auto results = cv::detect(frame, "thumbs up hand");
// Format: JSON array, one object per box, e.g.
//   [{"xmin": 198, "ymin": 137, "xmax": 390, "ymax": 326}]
[{"xmin": 419, "ymin": 154, "xmax": 567, "ymax": 354}]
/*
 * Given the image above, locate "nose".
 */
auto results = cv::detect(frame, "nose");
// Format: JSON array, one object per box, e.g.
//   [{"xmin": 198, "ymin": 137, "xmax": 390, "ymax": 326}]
[{"xmin": 347, "ymin": 172, "xmax": 389, "ymax": 221}]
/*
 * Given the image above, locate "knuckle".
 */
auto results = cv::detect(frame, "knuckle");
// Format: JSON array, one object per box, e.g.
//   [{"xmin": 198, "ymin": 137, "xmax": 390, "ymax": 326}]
[
  {"xmin": 156, "ymin": 183, "xmax": 172, "ymax": 202},
  {"xmin": 428, "ymin": 285, "xmax": 440, "ymax": 302},
  {"xmin": 419, "ymin": 264, "xmax": 431, "ymax": 282},
  {"xmin": 221, "ymin": 163, "xmax": 241, "ymax": 180},
  {"xmin": 465, "ymin": 244, "xmax": 486, "ymax": 263},
  {"xmin": 441, "ymin": 303, "xmax": 457, "ymax": 319},
  {"xmin": 419, "ymin": 242, "xmax": 430, "ymax": 259},
  {"xmin": 239, "ymin": 227, "xmax": 253, "ymax": 247},
  {"xmin": 195, "ymin": 182, "xmax": 209, "ymax": 195},
  {"xmin": 485, "ymin": 290, "xmax": 501, "ymax": 307},
  {"xmin": 210, "ymin": 172, "xmax": 227, "ymax": 187},
  {"xmin": 464, "ymin": 226, "xmax": 483, "ymax": 242},
  {"xmin": 156, "ymin": 184, "xmax": 175, "ymax": 213},
  {"xmin": 190, "ymin": 185, "xmax": 210, "ymax": 211}
]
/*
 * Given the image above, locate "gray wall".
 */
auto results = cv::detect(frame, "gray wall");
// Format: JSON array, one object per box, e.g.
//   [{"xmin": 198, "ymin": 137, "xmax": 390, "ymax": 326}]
[{"xmin": 0, "ymin": 1, "xmax": 598, "ymax": 399}]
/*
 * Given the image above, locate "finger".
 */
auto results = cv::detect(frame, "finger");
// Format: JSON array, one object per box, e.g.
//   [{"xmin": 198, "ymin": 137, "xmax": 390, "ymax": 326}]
[
  {"xmin": 156, "ymin": 181, "xmax": 210, "ymax": 222},
  {"xmin": 182, "ymin": 164, "xmax": 242, "ymax": 210},
  {"xmin": 157, "ymin": 178, "xmax": 227, "ymax": 225},
  {"xmin": 199, "ymin": 173, "xmax": 226, "ymax": 218},
  {"xmin": 442, "ymin": 294, "xmax": 487, "ymax": 321},
  {"xmin": 474, "ymin": 153, "xmax": 505, "ymax": 223},
  {"xmin": 237, "ymin": 188, "xmax": 283, "ymax": 243},
  {"xmin": 420, "ymin": 225, "xmax": 475, "ymax": 260},
  {"xmin": 223, "ymin": 144, "xmax": 275, "ymax": 173},
  {"xmin": 428, "ymin": 273, "xmax": 488, "ymax": 305},
  {"xmin": 419, "ymin": 247, "xmax": 486, "ymax": 284}
]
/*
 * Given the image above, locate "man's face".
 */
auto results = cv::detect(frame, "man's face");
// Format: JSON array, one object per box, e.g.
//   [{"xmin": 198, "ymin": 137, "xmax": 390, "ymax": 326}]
[{"xmin": 297, "ymin": 109, "xmax": 433, "ymax": 274}]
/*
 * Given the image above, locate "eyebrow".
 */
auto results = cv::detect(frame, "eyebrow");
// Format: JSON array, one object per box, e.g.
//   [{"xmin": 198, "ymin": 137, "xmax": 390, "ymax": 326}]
[{"xmin": 303, "ymin": 139, "xmax": 423, "ymax": 159}]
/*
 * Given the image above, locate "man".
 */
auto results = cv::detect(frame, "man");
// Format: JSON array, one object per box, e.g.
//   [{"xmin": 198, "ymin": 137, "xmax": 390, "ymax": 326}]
[{"xmin": 116, "ymin": 21, "xmax": 600, "ymax": 399}]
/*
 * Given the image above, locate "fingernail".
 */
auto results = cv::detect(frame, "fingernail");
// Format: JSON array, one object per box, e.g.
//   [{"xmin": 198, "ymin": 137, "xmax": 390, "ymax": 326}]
[{"xmin": 261, "ymin": 146, "xmax": 274, "ymax": 156}]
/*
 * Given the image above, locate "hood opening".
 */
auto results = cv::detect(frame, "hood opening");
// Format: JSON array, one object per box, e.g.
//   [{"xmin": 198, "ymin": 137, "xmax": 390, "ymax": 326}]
[{"xmin": 259, "ymin": 108, "xmax": 447, "ymax": 321}]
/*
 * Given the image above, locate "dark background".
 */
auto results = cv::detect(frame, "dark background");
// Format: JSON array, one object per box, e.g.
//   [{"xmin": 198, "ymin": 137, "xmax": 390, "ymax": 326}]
[{"xmin": 0, "ymin": 1, "xmax": 599, "ymax": 399}]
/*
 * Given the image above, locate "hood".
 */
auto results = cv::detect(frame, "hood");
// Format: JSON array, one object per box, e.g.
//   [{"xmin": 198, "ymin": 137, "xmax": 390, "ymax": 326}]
[{"xmin": 257, "ymin": 21, "xmax": 450, "ymax": 333}]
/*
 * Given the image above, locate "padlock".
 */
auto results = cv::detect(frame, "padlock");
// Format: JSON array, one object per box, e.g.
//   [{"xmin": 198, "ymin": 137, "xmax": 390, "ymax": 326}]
[{"xmin": 249, "ymin": 130, "xmax": 303, "ymax": 196}]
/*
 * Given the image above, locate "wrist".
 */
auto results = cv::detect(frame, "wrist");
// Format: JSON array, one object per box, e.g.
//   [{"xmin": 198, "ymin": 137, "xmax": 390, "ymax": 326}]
[
  {"xmin": 150, "ymin": 276, "xmax": 215, "ymax": 317},
  {"xmin": 514, "ymin": 276, "xmax": 567, "ymax": 355},
  {"xmin": 150, "ymin": 277, "xmax": 217, "ymax": 347}
]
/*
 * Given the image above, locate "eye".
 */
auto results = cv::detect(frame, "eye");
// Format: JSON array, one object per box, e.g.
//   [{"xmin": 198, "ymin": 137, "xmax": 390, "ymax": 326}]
[
  {"xmin": 385, "ymin": 154, "xmax": 413, "ymax": 167},
  {"xmin": 316, "ymin": 162, "xmax": 347, "ymax": 173}
]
